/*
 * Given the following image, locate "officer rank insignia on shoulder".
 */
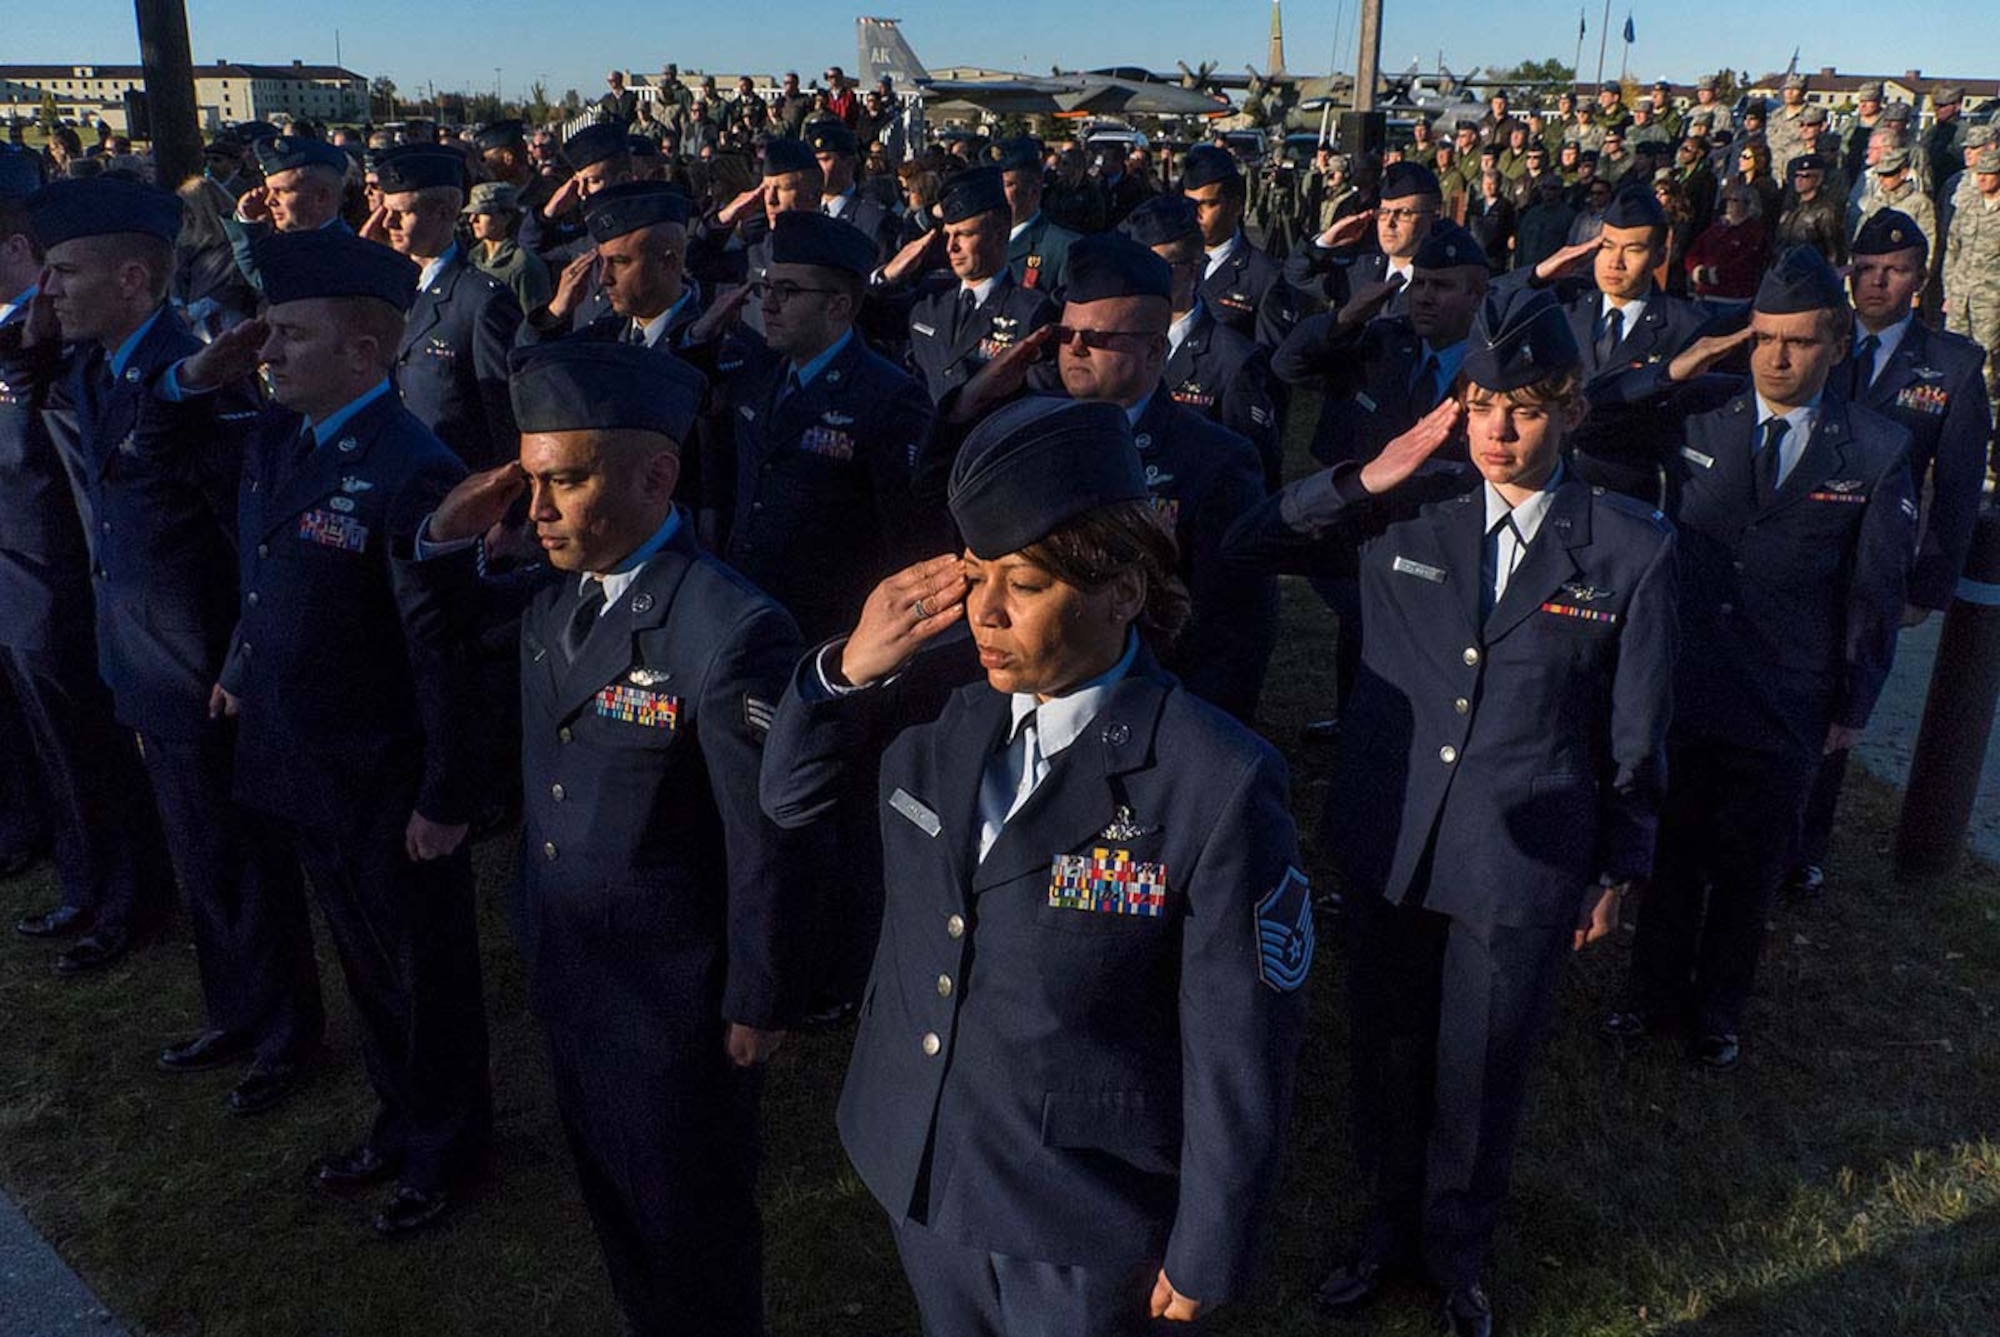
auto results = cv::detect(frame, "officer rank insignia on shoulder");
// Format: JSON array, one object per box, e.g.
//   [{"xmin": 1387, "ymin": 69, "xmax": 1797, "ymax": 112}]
[
  {"xmin": 1256, "ymin": 866, "xmax": 1314, "ymax": 992},
  {"xmin": 1808, "ymin": 479, "xmax": 1868, "ymax": 504},
  {"xmin": 1048, "ymin": 847, "xmax": 1167, "ymax": 918},
  {"xmin": 799, "ymin": 425, "xmax": 855, "ymax": 461},
  {"xmin": 298, "ymin": 508, "xmax": 369, "ymax": 553},
  {"xmin": 595, "ymin": 683, "xmax": 680, "ymax": 729},
  {"xmin": 1894, "ymin": 383, "xmax": 1949, "ymax": 415}
]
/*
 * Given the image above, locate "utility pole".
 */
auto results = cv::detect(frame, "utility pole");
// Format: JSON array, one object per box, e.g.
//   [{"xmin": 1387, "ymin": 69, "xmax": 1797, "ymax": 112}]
[
  {"xmin": 1354, "ymin": 0, "xmax": 1383, "ymax": 112},
  {"xmin": 132, "ymin": 0, "xmax": 201, "ymax": 186}
]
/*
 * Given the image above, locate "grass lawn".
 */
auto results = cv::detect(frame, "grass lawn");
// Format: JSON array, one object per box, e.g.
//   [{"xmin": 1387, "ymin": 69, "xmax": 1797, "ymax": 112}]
[{"xmin": 3, "ymin": 404, "xmax": 1998, "ymax": 1335}]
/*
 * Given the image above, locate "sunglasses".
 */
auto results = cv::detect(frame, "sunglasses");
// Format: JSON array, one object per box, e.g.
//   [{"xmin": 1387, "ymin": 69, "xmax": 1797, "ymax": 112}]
[{"xmin": 1051, "ymin": 325, "xmax": 1152, "ymax": 351}]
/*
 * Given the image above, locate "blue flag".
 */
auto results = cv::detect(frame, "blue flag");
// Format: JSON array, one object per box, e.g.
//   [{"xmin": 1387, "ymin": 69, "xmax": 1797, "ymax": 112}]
[{"xmin": 1623, "ymin": 14, "xmax": 1636, "ymax": 42}]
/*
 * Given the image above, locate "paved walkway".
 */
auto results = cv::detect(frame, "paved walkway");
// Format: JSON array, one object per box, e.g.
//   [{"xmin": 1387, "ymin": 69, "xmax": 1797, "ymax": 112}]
[
  {"xmin": 0, "ymin": 1190, "xmax": 125, "ymax": 1336},
  {"xmin": 1851, "ymin": 614, "xmax": 2000, "ymax": 864}
]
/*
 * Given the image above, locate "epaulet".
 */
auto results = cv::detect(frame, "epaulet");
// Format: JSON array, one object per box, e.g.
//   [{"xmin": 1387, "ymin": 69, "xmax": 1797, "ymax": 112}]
[{"xmin": 1593, "ymin": 485, "xmax": 1673, "ymax": 532}]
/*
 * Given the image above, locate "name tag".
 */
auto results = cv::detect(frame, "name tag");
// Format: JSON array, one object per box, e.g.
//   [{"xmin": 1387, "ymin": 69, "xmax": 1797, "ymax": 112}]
[
  {"xmin": 912, "ymin": 321, "xmax": 938, "ymax": 338},
  {"xmin": 1392, "ymin": 555, "xmax": 1447, "ymax": 583},
  {"xmin": 298, "ymin": 508, "xmax": 369, "ymax": 553},
  {"xmin": 593, "ymin": 684, "xmax": 680, "ymax": 729},
  {"xmin": 1680, "ymin": 446, "xmax": 1715, "ymax": 469},
  {"xmin": 1355, "ymin": 391, "xmax": 1378, "ymax": 414},
  {"xmin": 1048, "ymin": 847, "xmax": 1167, "ymax": 918},
  {"xmin": 889, "ymin": 788, "xmax": 940, "ymax": 837}
]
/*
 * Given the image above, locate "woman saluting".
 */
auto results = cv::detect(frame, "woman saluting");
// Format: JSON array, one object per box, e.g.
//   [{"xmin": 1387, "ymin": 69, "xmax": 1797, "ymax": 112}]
[{"xmin": 763, "ymin": 395, "xmax": 1312, "ymax": 1336}]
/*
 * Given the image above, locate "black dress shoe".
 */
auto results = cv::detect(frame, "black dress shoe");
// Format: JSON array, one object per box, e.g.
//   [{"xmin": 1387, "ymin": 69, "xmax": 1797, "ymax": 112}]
[
  {"xmin": 1693, "ymin": 1032, "xmax": 1740, "ymax": 1071},
  {"xmin": 315, "ymin": 1144, "xmax": 400, "ymax": 1192},
  {"xmin": 371, "ymin": 1185, "xmax": 450, "ymax": 1237},
  {"xmin": 53, "ymin": 932, "xmax": 132, "ymax": 976},
  {"xmin": 15, "ymin": 905, "xmax": 92, "ymax": 939},
  {"xmin": 228, "ymin": 1060, "xmax": 306, "ymax": 1116},
  {"xmin": 796, "ymin": 999, "xmax": 858, "ymax": 1032},
  {"xmin": 1311, "ymin": 1255, "xmax": 1395, "ymax": 1314},
  {"xmin": 1786, "ymin": 864, "xmax": 1826, "ymax": 898},
  {"xmin": 158, "ymin": 1029, "xmax": 253, "ymax": 1073},
  {"xmin": 1444, "ymin": 1284, "xmax": 1494, "ymax": 1337}
]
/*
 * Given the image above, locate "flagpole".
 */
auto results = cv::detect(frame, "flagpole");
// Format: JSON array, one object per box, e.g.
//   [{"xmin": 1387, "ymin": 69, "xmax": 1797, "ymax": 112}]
[
  {"xmin": 1574, "ymin": 9, "xmax": 1586, "ymax": 86},
  {"xmin": 1594, "ymin": 0, "xmax": 1613, "ymax": 84},
  {"xmin": 1620, "ymin": 12, "xmax": 1631, "ymax": 83}
]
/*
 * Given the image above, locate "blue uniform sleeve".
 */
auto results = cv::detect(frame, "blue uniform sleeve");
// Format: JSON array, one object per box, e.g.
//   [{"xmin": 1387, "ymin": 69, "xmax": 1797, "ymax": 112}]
[
  {"xmin": 1838, "ymin": 439, "xmax": 1918, "ymax": 731},
  {"xmin": 1164, "ymin": 743, "xmax": 1308, "ymax": 1303},
  {"xmin": 1598, "ymin": 526, "xmax": 1679, "ymax": 882},
  {"xmin": 1173, "ymin": 435, "xmax": 1278, "ymax": 722},
  {"xmin": 470, "ymin": 283, "xmax": 525, "ymax": 465},
  {"xmin": 1909, "ymin": 353, "xmax": 1992, "ymax": 611},
  {"xmin": 387, "ymin": 453, "xmax": 483, "ymax": 825}
]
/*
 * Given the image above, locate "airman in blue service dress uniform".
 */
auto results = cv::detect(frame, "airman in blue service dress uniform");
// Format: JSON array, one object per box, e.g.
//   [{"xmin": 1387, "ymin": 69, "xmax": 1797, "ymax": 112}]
[
  {"xmin": 1179, "ymin": 145, "xmax": 1298, "ymax": 354},
  {"xmin": 1225, "ymin": 286, "xmax": 1678, "ymax": 1337},
  {"xmin": 224, "ymin": 134, "xmax": 354, "ymax": 294},
  {"xmin": 376, "ymin": 147, "xmax": 524, "ymax": 469},
  {"xmin": 1120, "ymin": 195, "xmax": 1280, "ymax": 491},
  {"xmin": 805, "ymin": 119, "xmax": 900, "ymax": 267},
  {"xmin": 21, "ymin": 180, "xmax": 326, "ymax": 1115},
  {"xmin": 520, "ymin": 182, "xmax": 705, "ymax": 353},
  {"xmin": 0, "ymin": 152, "xmax": 174, "ymax": 951},
  {"xmin": 1496, "ymin": 187, "xmax": 1711, "ymax": 503},
  {"xmin": 992, "ymin": 137, "xmax": 1080, "ymax": 298},
  {"xmin": 901, "ymin": 168, "xmax": 1057, "ymax": 404},
  {"xmin": 1284, "ymin": 161, "xmax": 1444, "ymax": 318},
  {"xmin": 170, "ymin": 229, "xmax": 492, "ymax": 1233},
  {"xmin": 1793, "ymin": 210, "xmax": 1992, "ymax": 891},
  {"xmin": 1600, "ymin": 247, "xmax": 1916, "ymax": 1071},
  {"xmin": 422, "ymin": 341, "xmax": 818, "ymax": 1336},
  {"xmin": 762, "ymin": 395, "xmax": 1311, "ymax": 1337}
]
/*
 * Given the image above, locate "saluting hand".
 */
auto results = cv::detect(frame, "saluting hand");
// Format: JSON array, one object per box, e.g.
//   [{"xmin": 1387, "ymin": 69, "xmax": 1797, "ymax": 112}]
[
  {"xmin": 947, "ymin": 324, "xmax": 1055, "ymax": 424},
  {"xmin": 687, "ymin": 282, "xmax": 754, "ymax": 344},
  {"xmin": 1335, "ymin": 270, "xmax": 1406, "ymax": 330},
  {"xmin": 358, "ymin": 206, "xmax": 392, "ymax": 246},
  {"xmin": 405, "ymin": 811, "xmax": 469, "ymax": 862},
  {"xmin": 546, "ymin": 247, "xmax": 600, "ymax": 323},
  {"xmin": 1534, "ymin": 236, "xmax": 1600, "ymax": 283},
  {"xmin": 428, "ymin": 461, "xmax": 528, "ymax": 544},
  {"xmin": 20, "ymin": 286, "xmax": 60, "ymax": 349},
  {"xmin": 237, "ymin": 187, "xmax": 274, "ymax": 225},
  {"xmin": 1357, "ymin": 397, "xmax": 1465, "ymax": 496},
  {"xmin": 179, "ymin": 317, "xmax": 268, "ymax": 393},
  {"xmin": 879, "ymin": 227, "xmax": 941, "ymax": 286},
  {"xmin": 716, "ymin": 185, "xmax": 765, "ymax": 227},
  {"xmin": 1148, "ymin": 1269, "xmax": 1203, "ymax": 1323},
  {"xmin": 1316, "ymin": 206, "xmax": 1376, "ymax": 251},
  {"xmin": 839, "ymin": 553, "xmax": 969, "ymax": 688},
  {"xmin": 1666, "ymin": 325, "xmax": 1754, "ymax": 383},
  {"xmin": 724, "ymin": 1024, "xmax": 785, "ymax": 1067},
  {"xmin": 543, "ymin": 173, "xmax": 581, "ymax": 221}
]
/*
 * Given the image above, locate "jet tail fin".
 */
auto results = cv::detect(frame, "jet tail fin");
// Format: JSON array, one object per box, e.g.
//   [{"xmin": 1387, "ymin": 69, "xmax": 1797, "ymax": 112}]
[{"xmin": 858, "ymin": 17, "xmax": 930, "ymax": 88}]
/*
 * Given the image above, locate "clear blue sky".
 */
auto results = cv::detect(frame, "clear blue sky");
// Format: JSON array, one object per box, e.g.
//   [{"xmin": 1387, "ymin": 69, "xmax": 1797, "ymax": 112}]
[{"xmin": 9, "ymin": 1, "xmax": 1998, "ymax": 104}]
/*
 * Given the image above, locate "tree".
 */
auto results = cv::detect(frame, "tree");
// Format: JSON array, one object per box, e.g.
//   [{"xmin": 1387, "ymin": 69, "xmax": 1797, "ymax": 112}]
[
  {"xmin": 525, "ymin": 80, "xmax": 553, "ymax": 127},
  {"xmin": 39, "ymin": 90, "xmax": 59, "ymax": 132},
  {"xmin": 1489, "ymin": 57, "xmax": 1576, "ymax": 95},
  {"xmin": 370, "ymin": 76, "xmax": 398, "ymax": 120}
]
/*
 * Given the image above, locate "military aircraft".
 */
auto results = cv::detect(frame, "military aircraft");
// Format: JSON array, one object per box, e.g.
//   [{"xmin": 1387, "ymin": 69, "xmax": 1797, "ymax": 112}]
[{"xmin": 856, "ymin": 17, "xmax": 1232, "ymax": 120}]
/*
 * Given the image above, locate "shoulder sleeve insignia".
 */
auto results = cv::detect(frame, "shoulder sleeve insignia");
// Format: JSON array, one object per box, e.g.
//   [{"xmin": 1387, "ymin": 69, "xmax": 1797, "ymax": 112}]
[
  {"xmin": 743, "ymin": 695, "xmax": 776, "ymax": 735},
  {"xmin": 1256, "ymin": 867, "xmax": 1314, "ymax": 992}
]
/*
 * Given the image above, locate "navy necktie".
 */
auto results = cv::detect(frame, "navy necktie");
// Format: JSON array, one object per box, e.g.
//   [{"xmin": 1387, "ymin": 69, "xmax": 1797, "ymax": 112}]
[
  {"xmin": 1849, "ymin": 333, "xmax": 1880, "ymax": 399},
  {"xmin": 1594, "ymin": 306, "xmax": 1624, "ymax": 367},
  {"xmin": 1755, "ymin": 417, "xmax": 1790, "ymax": 506},
  {"xmin": 561, "ymin": 580, "xmax": 607, "ymax": 663}
]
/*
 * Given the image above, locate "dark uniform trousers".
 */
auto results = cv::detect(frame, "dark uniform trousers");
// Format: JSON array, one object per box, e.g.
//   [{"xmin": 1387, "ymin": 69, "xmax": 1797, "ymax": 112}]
[
  {"xmin": 44, "ymin": 312, "xmax": 317, "ymax": 1058},
  {"xmin": 764, "ymin": 647, "xmax": 1310, "ymax": 1336},
  {"xmin": 1608, "ymin": 375, "xmax": 1915, "ymax": 1036},
  {"xmin": 511, "ymin": 527, "xmax": 817, "ymax": 1335},
  {"xmin": 218, "ymin": 389, "xmax": 492, "ymax": 1186},
  {"xmin": 1223, "ymin": 465, "xmax": 1677, "ymax": 1288},
  {"xmin": 1798, "ymin": 321, "xmax": 1991, "ymax": 869},
  {"xmin": 0, "ymin": 307, "xmax": 172, "ymax": 922}
]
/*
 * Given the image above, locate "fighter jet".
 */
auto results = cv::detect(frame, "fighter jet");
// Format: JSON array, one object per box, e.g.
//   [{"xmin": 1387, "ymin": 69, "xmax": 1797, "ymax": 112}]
[{"xmin": 857, "ymin": 17, "xmax": 1232, "ymax": 120}]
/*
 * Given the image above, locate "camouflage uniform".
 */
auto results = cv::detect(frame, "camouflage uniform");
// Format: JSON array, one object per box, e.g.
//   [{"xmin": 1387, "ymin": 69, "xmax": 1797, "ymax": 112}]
[{"xmin": 1942, "ymin": 151, "xmax": 2000, "ymax": 432}]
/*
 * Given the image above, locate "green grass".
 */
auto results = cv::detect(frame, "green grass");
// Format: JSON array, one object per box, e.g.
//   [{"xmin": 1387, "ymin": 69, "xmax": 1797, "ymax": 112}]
[{"xmin": 3, "ymin": 402, "xmax": 1999, "ymax": 1335}]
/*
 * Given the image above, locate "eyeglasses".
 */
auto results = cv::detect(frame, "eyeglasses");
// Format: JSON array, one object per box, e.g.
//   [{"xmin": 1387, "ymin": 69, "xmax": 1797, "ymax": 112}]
[
  {"xmin": 1051, "ymin": 325, "xmax": 1153, "ymax": 351},
  {"xmin": 748, "ymin": 280, "xmax": 844, "ymax": 303},
  {"xmin": 1379, "ymin": 206, "xmax": 1437, "ymax": 223}
]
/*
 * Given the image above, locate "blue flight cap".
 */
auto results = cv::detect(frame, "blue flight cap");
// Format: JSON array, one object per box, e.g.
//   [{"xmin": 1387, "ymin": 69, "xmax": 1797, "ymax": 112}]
[
  {"xmin": 255, "ymin": 230, "xmax": 418, "ymax": 312},
  {"xmin": 989, "ymin": 136, "xmax": 1043, "ymax": 173},
  {"xmin": 1180, "ymin": 143, "xmax": 1241, "ymax": 190},
  {"xmin": 584, "ymin": 180, "xmax": 692, "ymax": 243},
  {"xmin": 0, "ymin": 145, "xmax": 43, "ymax": 200},
  {"xmin": 939, "ymin": 166, "xmax": 1008, "ymax": 224},
  {"xmin": 1380, "ymin": 161, "xmax": 1442, "ymax": 200},
  {"xmin": 27, "ymin": 177, "xmax": 182, "ymax": 247},
  {"xmin": 948, "ymin": 397, "xmax": 1149, "ymax": 559},
  {"xmin": 769, "ymin": 210, "xmax": 876, "ymax": 278},
  {"xmin": 1463, "ymin": 286, "xmax": 1580, "ymax": 392},
  {"xmin": 1755, "ymin": 244, "xmax": 1848, "ymax": 315},
  {"xmin": 1601, "ymin": 184, "xmax": 1667, "ymax": 230},
  {"xmin": 564, "ymin": 121, "xmax": 631, "ymax": 170},
  {"xmin": 1063, "ymin": 232, "xmax": 1172, "ymax": 303},
  {"xmin": 762, "ymin": 137, "xmax": 817, "ymax": 177},
  {"xmin": 1852, "ymin": 208, "xmax": 1928, "ymax": 263},
  {"xmin": 473, "ymin": 119, "xmax": 528, "ymax": 152},
  {"xmin": 1412, "ymin": 220, "xmax": 1485, "ymax": 270},
  {"xmin": 375, "ymin": 147, "xmax": 467, "ymax": 194},
  {"xmin": 1117, "ymin": 194, "xmax": 1202, "ymax": 247},
  {"xmin": 508, "ymin": 341, "xmax": 706, "ymax": 443},
  {"xmin": 805, "ymin": 120, "xmax": 859, "ymax": 156},
  {"xmin": 252, "ymin": 134, "xmax": 350, "ymax": 177}
]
